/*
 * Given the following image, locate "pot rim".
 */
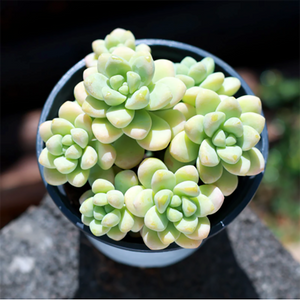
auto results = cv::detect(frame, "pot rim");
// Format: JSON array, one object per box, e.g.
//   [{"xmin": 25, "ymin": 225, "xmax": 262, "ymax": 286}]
[{"xmin": 36, "ymin": 39, "xmax": 268, "ymax": 253}]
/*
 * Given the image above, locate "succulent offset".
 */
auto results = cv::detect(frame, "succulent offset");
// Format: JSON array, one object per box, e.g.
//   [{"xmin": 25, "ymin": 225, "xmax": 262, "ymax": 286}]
[{"xmin": 38, "ymin": 28, "xmax": 266, "ymax": 250}]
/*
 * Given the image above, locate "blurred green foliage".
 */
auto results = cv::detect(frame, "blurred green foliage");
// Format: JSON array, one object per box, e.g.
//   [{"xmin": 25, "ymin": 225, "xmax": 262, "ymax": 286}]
[{"xmin": 253, "ymin": 69, "xmax": 300, "ymax": 243}]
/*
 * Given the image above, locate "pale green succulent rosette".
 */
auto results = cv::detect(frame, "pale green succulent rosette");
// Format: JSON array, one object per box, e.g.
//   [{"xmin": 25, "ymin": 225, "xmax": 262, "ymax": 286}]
[
  {"xmin": 38, "ymin": 101, "xmax": 114, "ymax": 188},
  {"xmin": 169, "ymin": 88, "xmax": 265, "ymax": 196},
  {"xmin": 124, "ymin": 158, "xmax": 224, "ymax": 250},
  {"xmin": 79, "ymin": 176, "xmax": 144, "ymax": 241},
  {"xmin": 175, "ymin": 56, "xmax": 241, "ymax": 97},
  {"xmin": 82, "ymin": 44, "xmax": 186, "ymax": 153}
]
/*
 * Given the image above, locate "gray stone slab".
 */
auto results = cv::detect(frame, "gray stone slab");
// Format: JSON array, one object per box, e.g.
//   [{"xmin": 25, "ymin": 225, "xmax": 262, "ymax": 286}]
[
  {"xmin": 0, "ymin": 195, "xmax": 79, "ymax": 298},
  {"xmin": 1, "ymin": 194, "xmax": 299, "ymax": 298}
]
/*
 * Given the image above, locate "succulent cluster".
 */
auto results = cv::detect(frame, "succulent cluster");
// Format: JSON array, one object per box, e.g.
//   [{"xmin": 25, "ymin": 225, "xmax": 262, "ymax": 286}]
[{"xmin": 38, "ymin": 28, "xmax": 266, "ymax": 250}]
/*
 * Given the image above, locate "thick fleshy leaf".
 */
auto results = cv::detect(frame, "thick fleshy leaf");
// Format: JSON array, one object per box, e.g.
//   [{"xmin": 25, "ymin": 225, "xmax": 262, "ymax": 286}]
[
  {"xmin": 214, "ymin": 168, "xmax": 238, "ymax": 196},
  {"xmin": 102, "ymin": 209, "xmax": 121, "ymax": 227},
  {"xmin": 92, "ymin": 178, "xmax": 115, "ymax": 194},
  {"xmin": 157, "ymin": 77, "xmax": 187, "ymax": 109},
  {"xmin": 92, "ymin": 118, "xmax": 123, "ymax": 144},
  {"xmin": 175, "ymin": 62, "xmax": 189, "ymax": 75},
  {"xmin": 184, "ymin": 217, "xmax": 210, "ymax": 240},
  {"xmin": 97, "ymin": 53, "xmax": 111, "ymax": 75},
  {"xmin": 126, "ymin": 71, "xmax": 141, "ymax": 94},
  {"xmin": 106, "ymin": 103, "xmax": 135, "ymax": 129},
  {"xmin": 144, "ymin": 205, "xmax": 168, "ymax": 232},
  {"xmin": 170, "ymin": 195, "xmax": 182, "ymax": 208},
  {"xmin": 211, "ymin": 129, "xmax": 226, "ymax": 147},
  {"xmin": 217, "ymin": 145, "xmax": 242, "ymax": 164},
  {"xmin": 173, "ymin": 102, "xmax": 196, "ymax": 121},
  {"xmin": 141, "ymin": 226, "xmax": 169, "ymax": 250},
  {"xmin": 81, "ymin": 146, "xmax": 97, "ymax": 170},
  {"xmin": 237, "ymin": 125, "xmax": 261, "ymax": 151},
  {"xmin": 82, "ymin": 95, "xmax": 110, "ymax": 118},
  {"xmin": 38, "ymin": 148, "xmax": 56, "ymax": 169},
  {"xmin": 110, "ymin": 74, "xmax": 125, "ymax": 90},
  {"xmin": 226, "ymin": 134, "xmax": 237, "ymax": 146},
  {"xmin": 182, "ymin": 197, "xmax": 197, "ymax": 217},
  {"xmin": 51, "ymin": 118, "xmax": 74, "ymax": 136},
  {"xmin": 197, "ymin": 158, "xmax": 223, "ymax": 184},
  {"xmin": 131, "ymin": 216, "xmax": 144, "ymax": 233},
  {"xmin": 151, "ymin": 170, "xmax": 176, "ymax": 194},
  {"xmin": 107, "ymin": 226, "xmax": 127, "ymax": 241},
  {"xmin": 199, "ymin": 72, "xmax": 224, "ymax": 91},
  {"xmin": 105, "ymin": 55, "xmax": 131, "ymax": 77},
  {"xmin": 67, "ymin": 166, "xmax": 90, "ymax": 187},
  {"xmin": 113, "ymin": 135, "xmax": 144, "ymax": 169},
  {"xmin": 174, "ymin": 215, "xmax": 198, "ymax": 234},
  {"xmin": 223, "ymin": 117, "xmax": 244, "ymax": 138},
  {"xmin": 153, "ymin": 109, "xmax": 186, "ymax": 138},
  {"xmin": 43, "ymin": 167, "xmax": 67, "ymax": 186},
  {"xmin": 84, "ymin": 73, "xmax": 109, "ymax": 100},
  {"xmin": 201, "ymin": 57, "xmax": 215, "ymax": 75},
  {"xmin": 203, "ymin": 112, "xmax": 226, "ymax": 137},
  {"xmin": 83, "ymin": 67, "xmax": 98, "ymax": 80},
  {"xmin": 184, "ymin": 115, "xmax": 205, "ymax": 144},
  {"xmin": 170, "ymin": 131, "xmax": 199, "ymax": 163},
  {"xmin": 195, "ymin": 88, "xmax": 221, "ymax": 116},
  {"xmin": 217, "ymin": 77, "xmax": 241, "ymax": 96},
  {"xmin": 62, "ymin": 134, "xmax": 73, "ymax": 146},
  {"xmin": 114, "ymin": 170, "xmax": 139, "ymax": 194},
  {"xmin": 79, "ymin": 197, "xmax": 94, "ymax": 217},
  {"xmin": 58, "ymin": 101, "xmax": 83, "ymax": 124},
  {"xmin": 166, "ymin": 207, "xmax": 183, "ymax": 222},
  {"xmin": 102, "ymin": 86, "xmax": 127, "ymax": 106},
  {"xmin": 199, "ymin": 138, "xmax": 220, "ymax": 167},
  {"xmin": 158, "ymin": 222, "xmax": 180, "ymax": 245},
  {"xmin": 74, "ymin": 81, "xmax": 89, "ymax": 106},
  {"xmin": 188, "ymin": 62, "xmax": 207, "ymax": 85},
  {"xmin": 182, "ymin": 87, "xmax": 202, "ymax": 106},
  {"xmin": 191, "ymin": 194, "xmax": 214, "ymax": 217},
  {"xmin": 92, "ymin": 39, "xmax": 107, "ymax": 56},
  {"xmin": 176, "ymin": 74, "xmax": 195, "ymax": 89},
  {"xmin": 173, "ymin": 181, "xmax": 200, "ymax": 197},
  {"xmin": 107, "ymin": 190, "xmax": 124, "ymax": 209},
  {"xmin": 216, "ymin": 97, "xmax": 242, "ymax": 120},
  {"xmin": 122, "ymin": 109, "xmax": 152, "ymax": 140},
  {"xmin": 112, "ymin": 46, "xmax": 135, "ymax": 62},
  {"xmin": 154, "ymin": 189, "xmax": 173, "ymax": 214},
  {"xmin": 89, "ymin": 219, "xmax": 110, "ymax": 237},
  {"xmin": 81, "ymin": 215, "xmax": 94, "ymax": 226},
  {"xmin": 137, "ymin": 113, "xmax": 171, "ymax": 151},
  {"xmin": 93, "ymin": 193, "xmax": 108, "ymax": 206},
  {"xmin": 240, "ymin": 112, "xmax": 265, "ymax": 134},
  {"xmin": 74, "ymin": 114, "xmax": 93, "ymax": 138},
  {"xmin": 88, "ymin": 164, "xmax": 114, "ymax": 186},
  {"xmin": 124, "ymin": 185, "xmax": 145, "ymax": 216},
  {"xmin": 39, "ymin": 121, "xmax": 53, "ymax": 143},
  {"xmin": 65, "ymin": 144, "xmax": 82, "ymax": 160},
  {"xmin": 237, "ymin": 95, "xmax": 262, "ymax": 114},
  {"xmin": 222, "ymin": 151, "xmax": 251, "ymax": 176},
  {"xmin": 137, "ymin": 158, "xmax": 167, "ymax": 189},
  {"xmin": 199, "ymin": 185, "xmax": 224, "ymax": 214},
  {"xmin": 93, "ymin": 140, "xmax": 116, "ymax": 170},
  {"xmin": 71, "ymin": 128, "xmax": 89, "ymax": 149},
  {"xmin": 164, "ymin": 146, "xmax": 188, "ymax": 173},
  {"xmin": 125, "ymin": 86, "xmax": 150, "ymax": 110},
  {"xmin": 175, "ymin": 165, "xmax": 199, "ymax": 184},
  {"xmin": 175, "ymin": 233, "xmax": 202, "ymax": 249},
  {"xmin": 46, "ymin": 134, "xmax": 63, "ymax": 156},
  {"xmin": 146, "ymin": 82, "xmax": 172, "ymax": 111},
  {"xmin": 119, "ymin": 206, "xmax": 134, "ymax": 232},
  {"xmin": 133, "ymin": 189, "xmax": 154, "ymax": 217},
  {"xmin": 246, "ymin": 147, "xmax": 265, "ymax": 175},
  {"xmin": 129, "ymin": 51, "xmax": 154, "ymax": 86},
  {"xmin": 181, "ymin": 56, "xmax": 197, "ymax": 68},
  {"xmin": 152, "ymin": 59, "xmax": 175, "ymax": 83},
  {"xmin": 54, "ymin": 156, "xmax": 77, "ymax": 174}
]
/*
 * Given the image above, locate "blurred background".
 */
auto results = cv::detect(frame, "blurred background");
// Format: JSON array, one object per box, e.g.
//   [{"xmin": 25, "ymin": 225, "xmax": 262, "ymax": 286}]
[{"xmin": 1, "ymin": 1, "xmax": 299, "ymax": 260}]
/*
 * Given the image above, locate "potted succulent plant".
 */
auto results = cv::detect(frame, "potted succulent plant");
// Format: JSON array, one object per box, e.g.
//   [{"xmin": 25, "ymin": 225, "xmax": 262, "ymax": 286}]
[{"xmin": 36, "ymin": 28, "xmax": 268, "ymax": 267}]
